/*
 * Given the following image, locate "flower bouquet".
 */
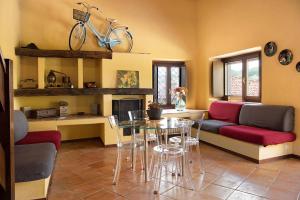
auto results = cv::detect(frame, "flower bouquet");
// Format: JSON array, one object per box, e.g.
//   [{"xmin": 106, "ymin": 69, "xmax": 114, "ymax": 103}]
[{"xmin": 170, "ymin": 87, "xmax": 188, "ymax": 111}]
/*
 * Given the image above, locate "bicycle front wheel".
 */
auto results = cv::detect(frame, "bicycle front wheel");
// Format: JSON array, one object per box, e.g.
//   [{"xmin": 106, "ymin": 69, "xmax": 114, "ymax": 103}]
[
  {"xmin": 69, "ymin": 22, "xmax": 86, "ymax": 51},
  {"xmin": 108, "ymin": 28, "xmax": 133, "ymax": 52}
]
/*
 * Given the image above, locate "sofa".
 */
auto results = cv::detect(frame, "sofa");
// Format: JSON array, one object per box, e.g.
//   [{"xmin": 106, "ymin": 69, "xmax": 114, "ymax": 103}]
[
  {"xmin": 14, "ymin": 111, "xmax": 61, "ymax": 200},
  {"xmin": 199, "ymin": 101, "xmax": 296, "ymax": 163}
]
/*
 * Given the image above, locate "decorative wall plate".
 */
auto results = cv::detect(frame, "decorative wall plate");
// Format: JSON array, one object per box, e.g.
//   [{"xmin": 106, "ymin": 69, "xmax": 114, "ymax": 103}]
[
  {"xmin": 264, "ymin": 41, "xmax": 277, "ymax": 57},
  {"xmin": 296, "ymin": 62, "xmax": 300, "ymax": 72},
  {"xmin": 278, "ymin": 49, "xmax": 293, "ymax": 65}
]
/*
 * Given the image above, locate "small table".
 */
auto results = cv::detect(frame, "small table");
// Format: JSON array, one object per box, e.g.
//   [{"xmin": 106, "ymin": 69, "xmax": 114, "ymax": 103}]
[
  {"xmin": 162, "ymin": 109, "xmax": 206, "ymax": 120},
  {"xmin": 118, "ymin": 117, "xmax": 194, "ymax": 182}
]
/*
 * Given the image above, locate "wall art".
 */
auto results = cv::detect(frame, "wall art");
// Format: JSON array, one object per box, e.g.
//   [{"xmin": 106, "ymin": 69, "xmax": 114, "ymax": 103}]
[
  {"xmin": 264, "ymin": 41, "xmax": 277, "ymax": 57},
  {"xmin": 116, "ymin": 70, "xmax": 139, "ymax": 88},
  {"xmin": 278, "ymin": 49, "xmax": 293, "ymax": 65}
]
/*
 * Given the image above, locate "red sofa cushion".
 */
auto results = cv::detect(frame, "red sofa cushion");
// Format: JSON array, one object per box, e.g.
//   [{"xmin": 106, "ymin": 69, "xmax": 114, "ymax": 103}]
[
  {"xmin": 16, "ymin": 130, "xmax": 61, "ymax": 150},
  {"xmin": 219, "ymin": 125, "xmax": 296, "ymax": 146},
  {"xmin": 208, "ymin": 101, "xmax": 244, "ymax": 123}
]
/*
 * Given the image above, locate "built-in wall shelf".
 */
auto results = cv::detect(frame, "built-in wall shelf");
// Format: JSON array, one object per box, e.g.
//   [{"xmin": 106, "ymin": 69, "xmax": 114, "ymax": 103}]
[
  {"xmin": 15, "ymin": 48, "xmax": 112, "ymax": 59},
  {"xmin": 27, "ymin": 114, "xmax": 105, "ymax": 122},
  {"xmin": 14, "ymin": 88, "xmax": 154, "ymax": 97},
  {"xmin": 14, "ymin": 49, "xmax": 154, "ymax": 144}
]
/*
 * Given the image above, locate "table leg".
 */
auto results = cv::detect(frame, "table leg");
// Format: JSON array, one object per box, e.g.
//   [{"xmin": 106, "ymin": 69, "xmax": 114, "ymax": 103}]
[
  {"xmin": 181, "ymin": 151, "xmax": 185, "ymax": 177},
  {"xmin": 131, "ymin": 128, "xmax": 135, "ymax": 170},
  {"xmin": 181, "ymin": 127, "xmax": 185, "ymax": 177},
  {"xmin": 144, "ymin": 129, "xmax": 148, "ymax": 182},
  {"xmin": 131, "ymin": 138, "xmax": 133, "ymax": 169}
]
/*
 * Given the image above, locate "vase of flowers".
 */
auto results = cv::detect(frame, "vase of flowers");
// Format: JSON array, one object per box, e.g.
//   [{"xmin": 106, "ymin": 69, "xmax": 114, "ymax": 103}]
[
  {"xmin": 146, "ymin": 101, "xmax": 162, "ymax": 120},
  {"xmin": 170, "ymin": 87, "xmax": 187, "ymax": 111}
]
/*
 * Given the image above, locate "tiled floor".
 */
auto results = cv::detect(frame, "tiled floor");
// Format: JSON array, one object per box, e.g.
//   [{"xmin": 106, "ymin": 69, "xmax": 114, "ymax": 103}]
[{"xmin": 48, "ymin": 139, "xmax": 300, "ymax": 200}]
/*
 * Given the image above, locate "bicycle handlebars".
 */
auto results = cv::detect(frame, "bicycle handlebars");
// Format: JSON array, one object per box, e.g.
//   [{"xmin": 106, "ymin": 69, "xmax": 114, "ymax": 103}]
[{"xmin": 77, "ymin": 2, "xmax": 101, "ymax": 12}]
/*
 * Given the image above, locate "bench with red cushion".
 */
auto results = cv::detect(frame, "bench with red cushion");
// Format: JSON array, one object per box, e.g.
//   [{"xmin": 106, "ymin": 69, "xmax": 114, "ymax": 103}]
[
  {"xmin": 220, "ymin": 125, "xmax": 296, "ymax": 146},
  {"xmin": 201, "ymin": 101, "xmax": 244, "ymax": 133},
  {"xmin": 208, "ymin": 101, "xmax": 244, "ymax": 123},
  {"xmin": 14, "ymin": 111, "xmax": 62, "ymax": 150},
  {"xmin": 14, "ymin": 111, "xmax": 61, "ymax": 184},
  {"xmin": 219, "ymin": 104, "xmax": 296, "ymax": 146},
  {"xmin": 16, "ymin": 130, "xmax": 61, "ymax": 150}
]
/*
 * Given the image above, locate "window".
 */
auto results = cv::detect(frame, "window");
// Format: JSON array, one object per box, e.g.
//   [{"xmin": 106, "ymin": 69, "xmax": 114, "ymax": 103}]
[
  {"xmin": 223, "ymin": 52, "xmax": 261, "ymax": 102},
  {"xmin": 153, "ymin": 61, "xmax": 186, "ymax": 108}
]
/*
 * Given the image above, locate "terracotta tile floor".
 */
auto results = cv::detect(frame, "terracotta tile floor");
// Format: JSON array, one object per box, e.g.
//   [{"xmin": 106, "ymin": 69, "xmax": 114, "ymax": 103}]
[{"xmin": 48, "ymin": 139, "xmax": 300, "ymax": 200}]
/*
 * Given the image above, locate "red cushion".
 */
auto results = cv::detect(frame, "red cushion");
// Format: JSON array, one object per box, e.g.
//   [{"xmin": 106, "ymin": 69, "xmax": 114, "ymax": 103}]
[
  {"xmin": 219, "ymin": 125, "xmax": 296, "ymax": 146},
  {"xmin": 208, "ymin": 101, "xmax": 244, "ymax": 123},
  {"xmin": 16, "ymin": 130, "xmax": 61, "ymax": 150}
]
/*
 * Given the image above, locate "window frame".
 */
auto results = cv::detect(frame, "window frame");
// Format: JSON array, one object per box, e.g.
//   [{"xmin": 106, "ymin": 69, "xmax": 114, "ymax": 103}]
[
  {"xmin": 222, "ymin": 51, "xmax": 262, "ymax": 102},
  {"xmin": 152, "ymin": 61, "xmax": 186, "ymax": 109}
]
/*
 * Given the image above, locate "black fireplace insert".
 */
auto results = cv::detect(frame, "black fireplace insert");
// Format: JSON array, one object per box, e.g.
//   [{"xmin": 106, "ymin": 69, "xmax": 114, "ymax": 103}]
[{"xmin": 112, "ymin": 98, "xmax": 144, "ymax": 136}]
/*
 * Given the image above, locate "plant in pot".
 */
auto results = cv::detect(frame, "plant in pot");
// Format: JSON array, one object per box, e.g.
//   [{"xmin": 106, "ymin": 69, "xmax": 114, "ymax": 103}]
[{"xmin": 146, "ymin": 101, "xmax": 162, "ymax": 120}]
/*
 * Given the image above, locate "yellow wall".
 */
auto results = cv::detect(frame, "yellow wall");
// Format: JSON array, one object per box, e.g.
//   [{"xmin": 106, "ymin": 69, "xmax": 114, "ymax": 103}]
[
  {"xmin": 102, "ymin": 52, "xmax": 152, "ymax": 88},
  {"xmin": 19, "ymin": 0, "xmax": 199, "ymax": 107},
  {"xmin": 0, "ymin": 0, "xmax": 20, "ymax": 189},
  {"xmin": 0, "ymin": 0, "xmax": 20, "ymax": 89},
  {"xmin": 195, "ymin": 0, "xmax": 300, "ymax": 155}
]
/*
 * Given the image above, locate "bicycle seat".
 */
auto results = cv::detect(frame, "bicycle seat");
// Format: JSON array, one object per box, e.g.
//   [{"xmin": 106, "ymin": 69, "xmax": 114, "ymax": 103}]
[{"xmin": 107, "ymin": 18, "xmax": 118, "ymax": 23}]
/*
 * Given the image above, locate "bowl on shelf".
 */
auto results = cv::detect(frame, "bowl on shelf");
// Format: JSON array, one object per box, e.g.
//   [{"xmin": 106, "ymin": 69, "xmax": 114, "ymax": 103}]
[{"xmin": 84, "ymin": 82, "xmax": 97, "ymax": 88}]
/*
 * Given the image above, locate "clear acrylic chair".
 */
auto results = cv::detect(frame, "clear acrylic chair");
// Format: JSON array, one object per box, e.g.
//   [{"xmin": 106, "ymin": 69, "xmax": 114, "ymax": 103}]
[
  {"xmin": 128, "ymin": 110, "xmax": 157, "ymax": 141},
  {"xmin": 169, "ymin": 113, "xmax": 205, "ymax": 173},
  {"xmin": 128, "ymin": 110, "xmax": 158, "ymax": 171},
  {"xmin": 107, "ymin": 115, "xmax": 145, "ymax": 185},
  {"xmin": 151, "ymin": 121, "xmax": 195, "ymax": 194},
  {"xmin": 169, "ymin": 113, "xmax": 205, "ymax": 145}
]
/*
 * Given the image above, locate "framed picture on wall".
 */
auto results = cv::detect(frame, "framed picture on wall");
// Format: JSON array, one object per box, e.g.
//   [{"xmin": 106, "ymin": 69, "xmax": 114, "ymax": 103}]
[{"xmin": 116, "ymin": 70, "xmax": 139, "ymax": 88}]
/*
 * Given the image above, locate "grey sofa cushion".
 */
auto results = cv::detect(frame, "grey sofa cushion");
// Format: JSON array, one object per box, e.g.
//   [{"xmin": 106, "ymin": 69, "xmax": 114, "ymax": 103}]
[
  {"xmin": 200, "ymin": 119, "xmax": 236, "ymax": 133},
  {"xmin": 14, "ymin": 111, "xmax": 28, "ymax": 142},
  {"xmin": 15, "ymin": 143, "xmax": 56, "ymax": 182},
  {"xmin": 239, "ymin": 104, "xmax": 295, "ymax": 132}
]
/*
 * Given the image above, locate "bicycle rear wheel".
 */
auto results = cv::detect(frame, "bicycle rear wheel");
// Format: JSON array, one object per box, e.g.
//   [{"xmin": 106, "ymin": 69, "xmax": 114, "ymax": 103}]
[
  {"xmin": 69, "ymin": 22, "xmax": 86, "ymax": 51},
  {"xmin": 108, "ymin": 28, "xmax": 133, "ymax": 52}
]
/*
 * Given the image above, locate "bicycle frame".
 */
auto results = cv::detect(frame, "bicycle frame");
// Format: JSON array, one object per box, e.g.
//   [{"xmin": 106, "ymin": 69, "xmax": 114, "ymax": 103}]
[
  {"xmin": 84, "ymin": 19, "xmax": 123, "ymax": 48},
  {"xmin": 85, "ymin": 20, "xmax": 107, "ymax": 46}
]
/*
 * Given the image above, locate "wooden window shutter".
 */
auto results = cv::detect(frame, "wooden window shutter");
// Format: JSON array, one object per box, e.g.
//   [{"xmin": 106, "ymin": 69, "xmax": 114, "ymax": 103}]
[
  {"xmin": 212, "ymin": 60, "xmax": 224, "ymax": 97},
  {"xmin": 152, "ymin": 64, "xmax": 158, "ymax": 102},
  {"xmin": 180, "ymin": 65, "xmax": 187, "ymax": 87}
]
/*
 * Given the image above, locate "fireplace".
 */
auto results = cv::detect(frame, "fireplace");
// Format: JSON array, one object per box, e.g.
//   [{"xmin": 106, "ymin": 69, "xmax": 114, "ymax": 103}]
[{"xmin": 112, "ymin": 98, "xmax": 144, "ymax": 136}]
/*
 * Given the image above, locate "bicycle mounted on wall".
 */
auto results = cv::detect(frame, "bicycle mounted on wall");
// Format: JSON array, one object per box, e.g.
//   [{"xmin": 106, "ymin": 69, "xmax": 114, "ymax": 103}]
[{"xmin": 69, "ymin": 2, "xmax": 133, "ymax": 52}]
